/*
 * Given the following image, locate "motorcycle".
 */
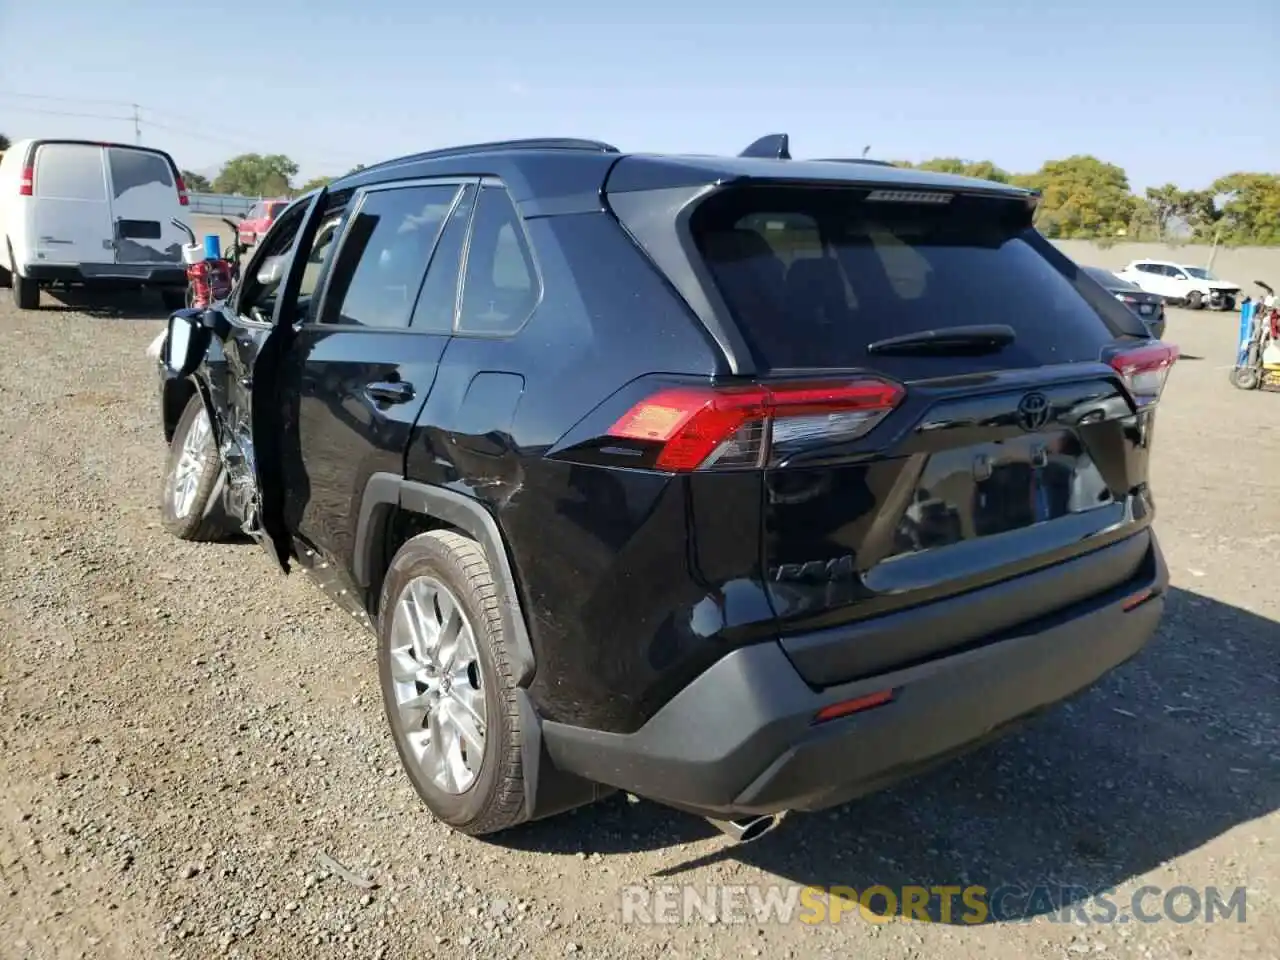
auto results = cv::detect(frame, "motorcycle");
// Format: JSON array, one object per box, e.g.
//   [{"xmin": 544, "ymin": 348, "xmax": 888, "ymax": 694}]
[
  {"xmin": 148, "ymin": 219, "xmax": 248, "ymax": 361},
  {"xmin": 170, "ymin": 217, "xmax": 248, "ymax": 309},
  {"xmin": 1232, "ymin": 281, "xmax": 1280, "ymax": 391}
]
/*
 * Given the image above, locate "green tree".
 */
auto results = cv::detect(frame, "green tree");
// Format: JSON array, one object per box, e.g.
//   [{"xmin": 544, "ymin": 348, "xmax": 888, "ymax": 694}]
[
  {"xmin": 913, "ymin": 157, "xmax": 1012, "ymax": 183},
  {"xmin": 213, "ymin": 153, "xmax": 299, "ymax": 197},
  {"xmin": 1142, "ymin": 183, "xmax": 1186, "ymax": 240},
  {"xmin": 0, "ymin": 133, "xmax": 10, "ymax": 152},
  {"xmin": 1015, "ymin": 155, "xmax": 1137, "ymax": 239},
  {"xmin": 181, "ymin": 169, "xmax": 212, "ymax": 192},
  {"xmin": 1209, "ymin": 173, "xmax": 1280, "ymax": 245},
  {"xmin": 296, "ymin": 175, "xmax": 333, "ymax": 194}
]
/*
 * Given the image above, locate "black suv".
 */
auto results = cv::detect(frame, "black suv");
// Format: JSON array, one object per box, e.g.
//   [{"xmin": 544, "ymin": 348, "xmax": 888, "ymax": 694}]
[{"xmin": 155, "ymin": 134, "xmax": 1175, "ymax": 842}]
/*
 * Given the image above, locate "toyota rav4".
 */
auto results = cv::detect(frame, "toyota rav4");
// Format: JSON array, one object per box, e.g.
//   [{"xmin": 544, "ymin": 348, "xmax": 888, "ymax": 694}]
[{"xmin": 153, "ymin": 133, "xmax": 1175, "ymax": 842}]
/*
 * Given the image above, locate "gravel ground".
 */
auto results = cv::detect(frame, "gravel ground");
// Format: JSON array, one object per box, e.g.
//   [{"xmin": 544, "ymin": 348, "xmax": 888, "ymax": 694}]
[{"xmin": 1, "ymin": 289, "xmax": 1276, "ymax": 960}]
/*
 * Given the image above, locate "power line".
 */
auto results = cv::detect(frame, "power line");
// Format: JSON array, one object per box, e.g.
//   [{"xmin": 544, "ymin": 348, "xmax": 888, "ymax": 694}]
[
  {"xmin": 1, "ymin": 91, "xmax": 368, "ymax": 168},
  {"xmin": 0, "ymin": 103, "xmax": 135, "ymax": 122},
  {"xmin": 0, "ymin": 89, "xmax": 136, "ymax": 108}
]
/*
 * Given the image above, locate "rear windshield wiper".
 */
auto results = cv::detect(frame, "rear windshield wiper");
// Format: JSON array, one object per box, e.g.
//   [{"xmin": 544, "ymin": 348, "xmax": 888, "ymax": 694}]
[{"xmin": 866, "ymin": 324, "xmax": 1016, "ymax": 356}]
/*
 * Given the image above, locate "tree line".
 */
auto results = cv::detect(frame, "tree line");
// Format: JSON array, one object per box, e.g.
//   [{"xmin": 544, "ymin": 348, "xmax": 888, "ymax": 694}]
[
  {"xmin": 3, "ymin": 132, "xmax": 1273, "ymax": 246},
  {"xmin": 895, "ymin": 156, "xmax": 1280, "ymax": 247},
  {"xmin": 192, "ymin": 150, "xmax": 1279, "ymax": 246}
]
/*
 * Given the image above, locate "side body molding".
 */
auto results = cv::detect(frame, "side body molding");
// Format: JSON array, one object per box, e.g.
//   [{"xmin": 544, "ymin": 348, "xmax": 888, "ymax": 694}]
[{"xmin": 353, "ymin": 472, "xmax": 536, "ymax": 687}]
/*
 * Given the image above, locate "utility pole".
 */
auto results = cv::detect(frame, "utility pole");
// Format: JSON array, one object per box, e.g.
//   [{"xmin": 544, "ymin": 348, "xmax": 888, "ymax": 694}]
[{"xmin": 132, "ymin": 104, "xmax": 141, "ymax": 145}]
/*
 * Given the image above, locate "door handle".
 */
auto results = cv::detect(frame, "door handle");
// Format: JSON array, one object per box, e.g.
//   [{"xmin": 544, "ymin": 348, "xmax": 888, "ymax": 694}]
[{"xmin": 366, "ymin": 381, "xmax": 415, "ymax": 404}]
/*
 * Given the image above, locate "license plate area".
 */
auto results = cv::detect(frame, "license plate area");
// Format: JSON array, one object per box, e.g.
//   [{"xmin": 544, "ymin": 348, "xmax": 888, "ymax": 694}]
[{"xmin": 889, "ymin": 430, "xmax": 1114, "ymax": 558}]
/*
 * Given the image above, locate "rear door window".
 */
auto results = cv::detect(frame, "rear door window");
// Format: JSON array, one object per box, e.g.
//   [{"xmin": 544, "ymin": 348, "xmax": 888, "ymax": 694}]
[
  {"xmin": 34, "ymin": 144, "xmax": 107, "ymax": 201},
  {"xmin": 319, "ymin": 182, "xmax": 461, "ymax": 329},
  {"xmin": 106, "ymin": 147, "xmax": 174, "ymax": 198},
  {"xmin": 690, "ymin": 186, "xmax": 1115, "ymax": 373}
]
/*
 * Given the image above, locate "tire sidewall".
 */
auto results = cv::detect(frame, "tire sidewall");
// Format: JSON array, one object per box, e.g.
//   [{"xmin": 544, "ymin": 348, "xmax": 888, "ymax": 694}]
[
  {"xmin": 160, "ymin": 393, "xmax": 223, "ymax": 537},
  {"xmin": 376, "ymin": 535, "xmax": 509, "ymax": 827}
]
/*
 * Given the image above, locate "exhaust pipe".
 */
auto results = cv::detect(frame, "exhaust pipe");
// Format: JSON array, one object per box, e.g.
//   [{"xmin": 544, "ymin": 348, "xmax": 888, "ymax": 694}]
[{"xmin": 706, "ymin": 814, "xmax": 781, "ymax": 844}]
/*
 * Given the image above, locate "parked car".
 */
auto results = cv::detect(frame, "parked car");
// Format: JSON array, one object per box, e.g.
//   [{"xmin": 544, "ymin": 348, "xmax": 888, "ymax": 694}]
[
  {"xmin": 1116, "ymin": 258, "xmax": 1240, "ymax": 311},
  {"xmin": 153, "ymin": 135, "xmax": 1174, "ymax": 842},
  {"xmin": 0, "ymin": 138, "xmax": 191, "ymax": 310},
  {"xmin": 1082, "ymin": 265, "xmax": 1166, "ymax": 339},
  {"xmin": 237, "ymin": 198, "xmax": 290, "ymax": 248}
]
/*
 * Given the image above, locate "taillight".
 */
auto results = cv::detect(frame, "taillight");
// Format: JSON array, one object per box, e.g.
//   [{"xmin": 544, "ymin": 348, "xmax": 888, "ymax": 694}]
[
  {"xmin": 175, "ymin": 173, "xmax": 189, "ymax": 206},
  {"xmin": 19, "ymin": 164, "xmax": 34, "ymax": 196},
  {"xmin": 1107, "ymin": 341, "xmax": 1178, "ymax": 409},
  {"xmin": 606, "ymin": 378, "xmax": 905, "ymax": 472}
]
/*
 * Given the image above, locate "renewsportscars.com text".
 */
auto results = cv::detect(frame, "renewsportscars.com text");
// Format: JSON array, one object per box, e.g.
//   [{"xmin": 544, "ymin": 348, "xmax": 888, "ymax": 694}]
[{"xmin": 619, "ymin": 883, "xmax": 1249, "ymax": 926}]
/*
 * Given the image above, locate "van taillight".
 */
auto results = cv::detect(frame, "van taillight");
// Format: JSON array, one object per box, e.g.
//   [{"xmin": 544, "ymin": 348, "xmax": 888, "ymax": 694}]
[
  {"xmin": 19, "ymin": 164, "xmax": 34, "ymax": 196},
  {"xmin": 607, "ymin": 378, "xmax": 905, "ymax": 472},
  {"xmin": 1106, "ymin": 341, "xmax": 1178, "ymax": 409},
  {"xmin": 175, "ymin": 173, "xmax": 189, "ymax": 206}
]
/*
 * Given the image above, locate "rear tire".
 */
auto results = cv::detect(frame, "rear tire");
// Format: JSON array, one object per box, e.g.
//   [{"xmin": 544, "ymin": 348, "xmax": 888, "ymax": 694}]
[
  {"xmin": 11, "ymin": 270, "xmax": 39, "ymax": 310},
  {"xmin": 1185, "ymin": 290, "xmax": 1204, "ymax": 310},
  {"xmin": 0, "ymin": 263, "xmax": 10, "ymax": 288},
  {"xmin": 377, "ymin": 530, "xmax": 528, "ymax": 836},
  {"xmin": 160, "ymin": 394, "xmax": 235, "ymax": 541}
]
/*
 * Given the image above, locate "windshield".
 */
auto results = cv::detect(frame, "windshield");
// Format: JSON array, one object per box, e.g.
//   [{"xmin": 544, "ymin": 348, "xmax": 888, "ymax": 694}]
[{"xmin": 1184, "ymin": 267, "xmax": 1216, "ymax": 280}]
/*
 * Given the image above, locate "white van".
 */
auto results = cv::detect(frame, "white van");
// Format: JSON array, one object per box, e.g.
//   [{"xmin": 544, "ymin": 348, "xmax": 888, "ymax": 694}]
[{"xmin": 0, "ymin": 139, "xmax": 192, "ymax": 310}]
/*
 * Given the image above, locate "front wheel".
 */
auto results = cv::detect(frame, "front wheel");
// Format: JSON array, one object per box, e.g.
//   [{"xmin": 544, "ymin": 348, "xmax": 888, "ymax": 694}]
[
  {"xmin": 1231, "ymin": 365, "xmax": 1261, "ymax": 390},
  {"xmin": 160, "ymin": 394, "xmax": 235, "ymax": 541},
  {"xmin": 1185, "ymin": 290, "xmax": 1204, "ymax": 310},
  {"xmin": 377, "ymin": 530, "xmax": 528, "ymax": 836}
]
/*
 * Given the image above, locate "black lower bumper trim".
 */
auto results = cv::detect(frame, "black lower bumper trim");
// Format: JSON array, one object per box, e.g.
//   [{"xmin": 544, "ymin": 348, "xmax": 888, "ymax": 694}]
[
  {"xmin": 541, "ymin": 534, "xmax": 1168, "ymax": 818},
  {"xmin": 25, "ymin": 263, "xmax": 185, "ymax": 286}
]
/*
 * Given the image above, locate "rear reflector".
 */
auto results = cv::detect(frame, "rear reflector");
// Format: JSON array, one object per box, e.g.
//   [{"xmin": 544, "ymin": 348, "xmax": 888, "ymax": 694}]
[
  {"xmin": 175, "ymin": 173, "xmax": 189, "ymax": 207},
  {"xmin": 607, "ymin": 378, "xmax": 905, "ymax": 472},
  {"xmin": 19, "ymin": 164, "xmax": 34, "ymax": 196},
  {"xmin": 1122, "ymin": 587, "xmax": 1156, "ymax": 612},
  {"xmin": 1107, "ymin": 341, "xmax": 1178, "ymax": 409},
  {"xmin": 813, "ymin": 688, "xmax": 896, "ymax": 723}
]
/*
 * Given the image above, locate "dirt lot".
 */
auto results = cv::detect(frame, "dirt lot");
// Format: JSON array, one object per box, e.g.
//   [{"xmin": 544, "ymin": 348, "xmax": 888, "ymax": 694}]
[{"xmin": 0, "ymin": 291, "xmax": 1276, "ymax": 960}]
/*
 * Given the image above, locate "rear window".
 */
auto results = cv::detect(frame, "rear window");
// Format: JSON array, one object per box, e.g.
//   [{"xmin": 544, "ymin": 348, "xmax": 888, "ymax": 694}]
[
  {"xmin": 34, "ymin": 144, "xmax": 107, "ymax": 201},
  {"xmin": 690, "ymin": 186, "xmax": 1114, "ymax": 371},
  {"xmin": 106, "ymin": 147, "xmax": 174, "ymax": 198}
]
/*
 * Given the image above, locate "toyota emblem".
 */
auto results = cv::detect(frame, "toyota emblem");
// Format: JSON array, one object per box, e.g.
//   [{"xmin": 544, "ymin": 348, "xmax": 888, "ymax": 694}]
[{"xmin": 1016, "ymin": 392, "xmax": 1051, "ymax": 431}]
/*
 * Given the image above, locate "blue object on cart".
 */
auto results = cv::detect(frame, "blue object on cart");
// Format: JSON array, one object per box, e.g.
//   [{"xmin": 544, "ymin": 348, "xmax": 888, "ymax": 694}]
[
  {"xmin": 1238, "ymin": 300, "xmax": 1255, "ymax": 366},
  {"xmin": 203, "ymin": 234, "xmax": 222, "ymax": 261}
]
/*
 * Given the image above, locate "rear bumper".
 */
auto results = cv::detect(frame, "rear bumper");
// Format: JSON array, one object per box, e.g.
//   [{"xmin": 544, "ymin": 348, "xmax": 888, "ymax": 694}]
[
  {"xmin": 542, "ymin": 531, "xmax": 1167, "ymax": 818},
  {"xmin": 24, "ymin": 263, "xmax": 185, "ymax": 286}
]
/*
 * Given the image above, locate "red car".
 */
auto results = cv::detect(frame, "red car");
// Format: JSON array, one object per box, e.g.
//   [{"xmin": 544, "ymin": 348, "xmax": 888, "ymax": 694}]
[{"xmin": 237, "ymin": 199, "xmax": 290, "ymax": 248}]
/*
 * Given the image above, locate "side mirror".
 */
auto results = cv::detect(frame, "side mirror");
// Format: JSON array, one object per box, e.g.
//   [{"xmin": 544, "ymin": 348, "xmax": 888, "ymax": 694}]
[{"xmin": 163, "ymin": 309, "xmax": 212, "ymax": 379}]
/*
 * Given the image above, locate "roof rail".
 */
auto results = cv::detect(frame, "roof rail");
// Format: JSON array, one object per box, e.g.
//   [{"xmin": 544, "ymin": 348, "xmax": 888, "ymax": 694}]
[
  {"xmin": 812, "ymin": 157, "xmax": 897, "ymax": 167},
  {"xmin": 738, "ymin": 134, "xmax": 790, "ymax": 160},
  {"xmin": 350, "ymin": 137, "xmax": 620, "ymax": 177}
]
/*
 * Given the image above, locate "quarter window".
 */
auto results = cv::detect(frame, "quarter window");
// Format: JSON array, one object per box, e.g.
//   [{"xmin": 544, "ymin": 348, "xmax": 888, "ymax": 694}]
[{"xmin": 456, "ymin": 185, "xmax": 539, "ymax": 336}]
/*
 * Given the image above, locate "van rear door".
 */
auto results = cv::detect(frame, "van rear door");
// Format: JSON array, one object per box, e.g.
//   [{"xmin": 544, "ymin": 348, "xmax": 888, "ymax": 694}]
[
  {"xmin": 104, "ymin": 146, "xmax": 185, "ymax": 267},
  {"xmin": 31, "ymin": 143, "xmax": 115, "ymax": 266}
]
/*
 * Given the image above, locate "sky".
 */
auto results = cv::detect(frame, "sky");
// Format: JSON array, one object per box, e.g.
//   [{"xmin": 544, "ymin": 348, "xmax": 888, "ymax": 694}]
[{"xmin": 1, "ymin": 0, "xmax": 1276, "ymax": 192}]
